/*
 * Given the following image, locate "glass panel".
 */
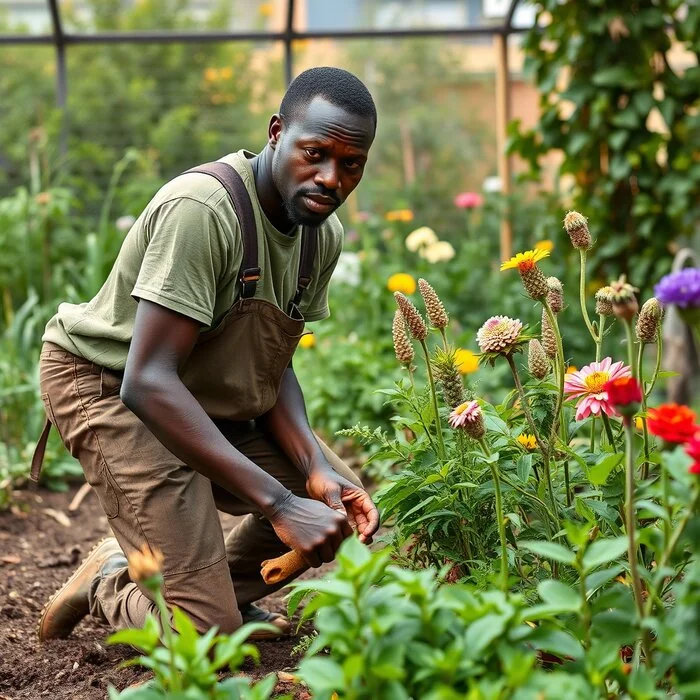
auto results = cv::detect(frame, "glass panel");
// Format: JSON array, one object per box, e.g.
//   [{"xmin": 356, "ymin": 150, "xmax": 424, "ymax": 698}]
[
  {"xmin": 59, "ymin": 0, "xmax": 286, "ymax": 35},
  {"xmin": 0, "ymin": 0, "xmax": 53, "ymax": 35},
  {"xmin": 302, "ymin": 0, "xmax": 504, "ymax": 32},
  {"xmin": 510, "ymin": 0, "xmax": 538, "ymax": 30}
]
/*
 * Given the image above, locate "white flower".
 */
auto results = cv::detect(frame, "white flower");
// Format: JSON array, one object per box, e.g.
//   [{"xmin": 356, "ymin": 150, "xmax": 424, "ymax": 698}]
[
  {"xmin": 405, "ymin": 226, "xmax": 438, "ymax": 252},
  {"xmin": 116, "ymin": 215, "xmax": 136, "ymax": 233},
  {"xmin": 420, "ymin": 241, "xmax": 456, "ymax": 263},
  {"xmin": 331, "ymin": 251, "xmax": 361, "ymax": 287}
]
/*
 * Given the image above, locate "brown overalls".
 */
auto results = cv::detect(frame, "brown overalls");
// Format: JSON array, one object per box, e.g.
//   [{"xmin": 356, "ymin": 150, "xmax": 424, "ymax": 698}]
[{"xmin": 33, "ymin": 162, "xmax": 361, "ymax": 634}]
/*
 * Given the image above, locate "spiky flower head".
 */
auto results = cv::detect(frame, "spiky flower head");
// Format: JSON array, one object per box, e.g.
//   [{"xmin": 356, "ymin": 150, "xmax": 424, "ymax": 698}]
[
  {"xmin": 500, "ymin": 249, "xmax": 550, "ymax": 300},
  {"xmin": 476, "ymin": 315, "xmax": 523, "ymax": 354},
  {"xmin": 563, "ymin": 211, "xmax": 592, "ymax": 250},
  {"xmin": 418, "ymin": 278, "xmax": 449, "ymax": 329},
  {"xmin": 595, "ymin": 286, "xmax": 615, "ymax": 316},
  {"xmin": 635, "ymin": 297, "xmax": 664, "ymax": 343},
  {"xmin": 517, "ymin": 433, "xmax": 537, "ymax": 450},
  {"xmin": 546, "ymin": 277, "xmax": 564, "ymax": 314},
  {"xmin": 528, "ymin": 339, "xmax": 550, "ymax": 380},
  {"xmin": 392, "ymin": 310, "xmax": 415, "ymax": 366},
  {"xmin": 541, "ymin": 308, "xmax": 557, "ymax": 358},
  {"xmin": 609, "ymin": 275, "xmax": 639, "ymax": 321},
  {"xmin": 432, "ymin": 347, "xmax": 465, "ymax": 408},
  {"xmin": 394, "ymin": 292, "xmax": 428, "ymax": 341},
  {"xmin": 448, "ymin": 400, "xmax": 486, "ymax": 439}
]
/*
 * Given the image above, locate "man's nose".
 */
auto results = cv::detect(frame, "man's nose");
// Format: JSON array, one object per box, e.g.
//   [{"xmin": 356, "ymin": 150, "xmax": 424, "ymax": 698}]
[{"xmin": 314, "ymin": 161, "xmax": 340, "ymax": 192}]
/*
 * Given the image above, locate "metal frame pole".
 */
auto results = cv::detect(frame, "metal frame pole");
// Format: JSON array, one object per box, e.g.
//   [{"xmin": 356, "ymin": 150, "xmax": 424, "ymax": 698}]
[
  {"xmin": 47, "ymin": 0, "xmax": 67, "ymax": 155},
  {"xmin": 284, "ymin": 0, "xmax": 295, "ymax": 86}
]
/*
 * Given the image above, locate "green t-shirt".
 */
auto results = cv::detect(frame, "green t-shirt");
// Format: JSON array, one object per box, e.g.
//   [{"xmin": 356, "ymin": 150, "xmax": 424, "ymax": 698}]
[{"xmin": 43, "ymin": 150, "xmax": 343, "ymax": 369}]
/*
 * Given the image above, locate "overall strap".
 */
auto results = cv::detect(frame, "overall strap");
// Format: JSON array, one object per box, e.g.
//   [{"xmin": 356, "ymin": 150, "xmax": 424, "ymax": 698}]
[
  {"xmin": 185, "ymin": 161, "xmax": 260, "ymax": 299},
  {"xmin": 289, "ymin": 225, "xmax": 318, "ymax": 312}
]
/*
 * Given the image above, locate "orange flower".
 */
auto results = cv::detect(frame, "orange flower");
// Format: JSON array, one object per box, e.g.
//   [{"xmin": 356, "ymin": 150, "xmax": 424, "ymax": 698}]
[
  {"xmin": 647, "ymin": 403, "xmax": 698, "ymax": 444},
  {"xmin": 298, "ymin": 333, "xmax": 316, "ymax": 349},
  {"xmin": 385, "ymin": 209, "xmax": 414, "ymax": 223},
  {"xmin": 500, "ymin": 248, "xmax": 550, "ymax": 273}
]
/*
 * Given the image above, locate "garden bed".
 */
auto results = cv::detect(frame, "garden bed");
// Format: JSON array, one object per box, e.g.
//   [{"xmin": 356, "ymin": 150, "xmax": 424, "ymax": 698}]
[{"xmin": 0, "ymin": 484, "xmax": 316, "ymax": 699}]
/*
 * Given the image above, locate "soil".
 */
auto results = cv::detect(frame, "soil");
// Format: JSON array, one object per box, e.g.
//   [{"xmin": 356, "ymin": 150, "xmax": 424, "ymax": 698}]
[{"xmin": 0, "ymin": 484, "xmax": 328, "ymax": 700}]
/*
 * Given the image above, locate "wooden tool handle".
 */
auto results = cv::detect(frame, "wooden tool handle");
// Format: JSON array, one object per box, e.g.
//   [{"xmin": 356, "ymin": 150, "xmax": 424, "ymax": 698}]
[{"xmin": 261, "ymin": 550, "xmax": 307, "ymax": 585}]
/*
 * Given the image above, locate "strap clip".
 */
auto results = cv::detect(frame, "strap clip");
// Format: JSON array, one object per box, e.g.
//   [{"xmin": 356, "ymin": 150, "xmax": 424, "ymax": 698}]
[{"xmin": 240, "ymin": 267, "xmax": 261, "ymax": 298}]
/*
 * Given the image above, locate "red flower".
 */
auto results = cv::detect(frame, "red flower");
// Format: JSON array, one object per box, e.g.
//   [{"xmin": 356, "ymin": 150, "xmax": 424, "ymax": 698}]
[
  {"xmin": 604, "ymin": 377, "xmax": 642, "ymax": 417},
  {"xmin": 647, "ymin": 403, "xmax": 698, "ymax": 444},
  {"xmin": 685, "ymin": 433, "xmax": 700, "ymax": 475}
]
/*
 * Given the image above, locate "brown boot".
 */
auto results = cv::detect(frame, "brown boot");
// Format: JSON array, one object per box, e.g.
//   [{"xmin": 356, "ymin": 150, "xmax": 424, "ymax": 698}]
[
  {"xmin": 38, "ymin": 537, "xmax": 125, "ymax": 641},
  {"xmin": 240, "ymin": 603, "xmax": 291, "ymax": 640}
]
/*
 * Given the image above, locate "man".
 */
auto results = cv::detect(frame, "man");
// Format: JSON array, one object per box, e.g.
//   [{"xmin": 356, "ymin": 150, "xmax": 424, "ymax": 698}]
[{"xmin": 35, "ymin": 66, "xmax": 379, "ymax": 642}]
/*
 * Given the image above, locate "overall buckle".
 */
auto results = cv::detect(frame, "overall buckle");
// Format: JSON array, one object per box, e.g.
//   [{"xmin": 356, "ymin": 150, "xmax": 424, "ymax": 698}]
[{"xmin": 240, "ymin": 267, "xmax": 261, "ymax": 298}]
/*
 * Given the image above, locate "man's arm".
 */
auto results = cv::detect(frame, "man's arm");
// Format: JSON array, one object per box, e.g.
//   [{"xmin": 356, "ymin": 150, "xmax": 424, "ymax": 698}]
[
  {"xmin": 261, "ymin": 366, "xmax": 380, "ymax": 543},
  {"xmin": 120, "ymin": 300, "xmax": 352, "ymax": 567}
]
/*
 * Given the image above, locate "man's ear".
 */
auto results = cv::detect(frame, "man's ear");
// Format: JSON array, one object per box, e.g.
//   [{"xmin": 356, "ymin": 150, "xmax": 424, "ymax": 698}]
[{"xmin": 268, "ymin": 114, "xmax": 283, "ymax": 150}]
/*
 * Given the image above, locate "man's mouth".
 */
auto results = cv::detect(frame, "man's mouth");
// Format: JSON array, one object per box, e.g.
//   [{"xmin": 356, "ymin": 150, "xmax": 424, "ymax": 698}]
[{"xmin": 301, "ymin": 194, "xmax": 337, "ymax": 214}]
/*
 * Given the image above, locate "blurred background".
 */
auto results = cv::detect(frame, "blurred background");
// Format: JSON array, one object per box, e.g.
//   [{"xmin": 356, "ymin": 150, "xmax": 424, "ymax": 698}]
[{"xmin": 1, "ymin": 0, "xmax": 698, "ymax": 499}]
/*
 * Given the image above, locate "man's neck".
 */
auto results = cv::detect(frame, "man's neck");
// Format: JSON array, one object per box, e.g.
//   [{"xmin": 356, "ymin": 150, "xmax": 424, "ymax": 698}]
[{"xmin": 250, "ymin": 146, "xmax": 296, "ymax": 235}]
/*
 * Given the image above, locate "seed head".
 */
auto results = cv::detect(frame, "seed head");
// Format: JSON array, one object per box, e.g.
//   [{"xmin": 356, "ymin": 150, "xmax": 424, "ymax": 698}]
[
  {"xmin": 418, "ymin": 278, "xmax": 449, "ymax": 329},
  {"xmin": 546, "ymin": 277, "xmax": 564, "ymax": 314},
  {"xmin": 595, "ymin": 286, "xmax": 615, "ymax": 316},
  {"xmin": 432, "ymin": 347, "xmax": 465, "ymax": 408},
  {"xmin": 635, "ymin": 298, "xmax": 664, "ymax": 343},
  {"xmin": 541, "ymin": 309, "xmax": 557, "ymax": 358},
  {"xmin": 563, "ymin": 211, "xmax": 592, "ymax": 250},
  {"xmin": 394, "ymin": 292, "xmax": 428, "ymax": 341},
  {"xmin": 609, "ymin": 275, "xmax": 639, "ymax": 321},
  {"xmin": 528, "ymin": 339, "xmax": 550, "ymax": 380},
  {"xmin": 521, "ymin": 264, "xmax": 549, "ymax": 300},
  {"xmin": 392, "ymin": 310, "xmax": 415, "ymax": 365}
]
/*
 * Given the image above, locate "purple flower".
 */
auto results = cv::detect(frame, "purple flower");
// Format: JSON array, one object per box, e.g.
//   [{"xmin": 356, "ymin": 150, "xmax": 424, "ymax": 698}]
[{"xmin": 654, "ymin": 268, "xmax": 700, "ymax": 309}]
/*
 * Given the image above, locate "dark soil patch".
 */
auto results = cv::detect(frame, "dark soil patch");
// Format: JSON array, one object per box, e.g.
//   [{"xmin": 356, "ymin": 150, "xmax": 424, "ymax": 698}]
[{"xmin": 0, "ymin": 485, "xmax": 325, "ymax": 699}]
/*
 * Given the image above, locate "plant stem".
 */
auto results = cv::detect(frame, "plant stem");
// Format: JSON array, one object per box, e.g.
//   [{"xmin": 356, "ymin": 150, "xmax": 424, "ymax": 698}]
[
  {"xmin": 644, "ymin": 327, "xmax": 663, "ymax": 399},
  {"xmin": 543, "ymin": 301, "xmax": 566, "ymax": 443},
  {"xmin": 623, "ymin": 319, "xmax": 637, "ymax": 379},
  {"xmin": 623, "ymin": 421, "xmax": 650, "ymax": 662},
  {"xmin": 479, "ymin": 439, "xmax": 508, "ymax": 592},
  {"xmin": 579, "ymin": 562, "xmax": 592, "ymax": 649},
  {"xmin": 601, "ymin": 413, "xmax": 616, "ymax": 447},
  {"xmin": 595, "ymin": 314, "xmax": 607, "ymax": 362},
  {"xmin": 637, "ymin": 342, "xmax": 652, "ymax": 482},
  {"xmin": 590, "ymin": 416, "xmax": 596, "ymax": 453},
  {"xmin": 579, "ymin": 250, "xmax": 598, "ymax": 343},
  {"xmin": 420, "ymin": 339, "xmax": 445, "ymax": 460},
  {"xmin": 153, "ymin": 585, "xmax": 179, "ymax": 692}
]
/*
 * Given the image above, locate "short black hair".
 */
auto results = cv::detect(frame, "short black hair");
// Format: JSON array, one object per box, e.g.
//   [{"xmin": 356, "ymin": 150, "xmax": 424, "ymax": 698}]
[{"xmin": 279, "ymin": 66, "xmax": 377, "ymax": 130}]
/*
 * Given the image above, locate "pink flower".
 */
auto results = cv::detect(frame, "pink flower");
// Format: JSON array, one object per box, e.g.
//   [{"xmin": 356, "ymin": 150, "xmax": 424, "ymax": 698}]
[
  {"xmin": 563, "ymin": 357, "xmax": 632, "ymax": 421},
  {"xmin": 448, "ymin": 400, "xmax": 482, "ymax": 429},
  {"xmin": 454, "ymin": 192, "xmax": 483, "ymax": 209}
]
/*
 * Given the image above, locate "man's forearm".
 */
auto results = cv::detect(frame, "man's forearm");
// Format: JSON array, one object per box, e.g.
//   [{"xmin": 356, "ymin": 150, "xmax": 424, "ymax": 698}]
[{"xmin": 261, "ymin": 367, "xmax": 326, "ymax": 477}]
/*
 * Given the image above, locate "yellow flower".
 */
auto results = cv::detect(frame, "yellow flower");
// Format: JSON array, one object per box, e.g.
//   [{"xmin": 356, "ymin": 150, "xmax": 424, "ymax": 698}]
[
  {"xmin": 387, "ymin": 273, "xmax": 417, "ymax": 295},
  {"xmin": 220, "ymin": 67, "xmax": 233, "ymax": 80},
  {"xmin": 127, "ymin": 544, "xmax": 164, "ymax": 583},
  {"xmin": 405, "ymin": 226, "xmax": 438, "ymax": 252},
  {"xmin": 500, "ymin": 248, "xmax": 550, "ymax": 272},
  {"xmin": 204, "ymin": 67, "xmax": 219, "ymax": 82},
  {"xmin": 258, "ymin": 2, "xmax": 273, "ymax": 17},
  {"xmin": 517, "ymin": 434, "xmax": 537, "ymax": 450},
  {"xmin": 534, "ymin": 239, "xmax": 554, "ymax": 253},
  {"xmin": 454, "ymin": 348, "xmax": 479, "ymax": 375},
  {"xmin": 385, "ymin": 209, "xmax": 414, "ymax": 223},
  {"xmin": 566, "ymin": 365, "xmax": 577, "ymax": 374},
  {"xmin": 634, "ymin": 416, "xmax": 644, "ymax": 431},
  {"xmin": 420, "ymin": 241, "xmax": 455, "ymax": 263},
  {"xmin": 298, "ymin": 333, "xmax": 316, "ymax": 349}
]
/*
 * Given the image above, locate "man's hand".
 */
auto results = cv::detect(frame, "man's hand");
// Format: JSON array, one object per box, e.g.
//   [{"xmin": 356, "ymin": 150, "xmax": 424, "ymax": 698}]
[{"xmin": 306, "ymin": 464, "xmax": 380, "ymax": 544}]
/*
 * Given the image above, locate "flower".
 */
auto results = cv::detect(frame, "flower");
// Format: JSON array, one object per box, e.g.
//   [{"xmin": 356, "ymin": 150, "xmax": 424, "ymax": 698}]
[
  {"xmin": 448, "ymin": 400, "xmax": 485, "ymax": 439},
  {"xmin": 635, "ymin": 298, "xmax": 664, "ymax": 343},
  {"xmin": 546, "ymin": 276, "xmax": 564, "ymax": 314},
  {"xmin": 204, "ymin": 67, "xmax": 219, "ymax": 82},
  {"xmin": 609, "ymin": 275, "xmax": 639, "ymax": 321},
  {"xmin": 405, "ymin": 226, "xmax": 438, "ymax": 252},
  {"xmin": 385, "ymin": 209, "xmax": 414, "ymax": 223},
  {"xmin": 563, "ymin": 211, "xmax": 592, "ymax": 250},
  {"xmin": 517, "ymin": 434, "xmax": 537, "ymax": 450},
  {"xmin": 420, "ymin": 241, "xmax": 456, "ymax": 263},
  {"xmin": 35, "ymin": 192, "xmax": 52, "ymax": 206},
  {"xmin": 432, "ymin": 347, "xmax": 464, "ymax": 407},
  {"xmin": 258, "ymin": 2, "xmax": 273, "ymax": 17},
  {"xmin": 566, "ymin": 365, "xmax": 577, "ymax": 374},
  {"xmin": 454, "ymin": 191, "xmax": 483, "ymax": 209},
  {"xmin": 635, "ymin": 416, "xmax": 644, "ymax": 431},
  {"xmin": 454, "ymin": 348, "xmax": 479, "ymax": 374},
  {"xmin": 647, "ymin": 404, "xmax": 698, "ymax": 444},
  {"xmin": 392, "ymin": 310, "xmax": 414, "ymax": 366},
  {"xmin": 477, "ymin": 316, "xmax": 523, "ymax": 354},
  {"xmin": 604, "ymin": 377, "xmax": 642, "ymax": 418},
  {"xmin": 387, "ymin": 273, "xmax": 417, "ymax": 295},
  {"xmin": 654, "ymin": 268, "xmax": 700, "ymax": 310},
  {"xmin": 128, "ymin": 544, "xmax": 164, "ymax": 585},
  {"xmin": 595, "ymin": 286, "xmax": 615, "ymax": 316},
  {"xmin": 564, "ymin": 357, "xmax": 632, "ymax": 420},
  {"xmin": 500, "ymin": 249, "xmax": 550, "ymax": 300},
  {"xmin": 332, "ymin": 251, "xmax": 361, "ymax": 287},
  {"xmin": 395, "ymin": 292, "xmax": 428, "ymax": 341},
  {"xmin": 418, "ymin": 278, "xmax": 448, "ymax": 329},
  {"xmin": 528, "ymin": 339, "xmax": 550, "ymax": 380},
  {"xmin": 535, "ymin": 240, "xmax": 554, "ymax": 253},
  {"xmin": 685, "ymin": 433, "xmax": 700, "ymax": 474},
  {"xmin": 298, "ymin": 333, "xmax": 316, "ymax": 349}
]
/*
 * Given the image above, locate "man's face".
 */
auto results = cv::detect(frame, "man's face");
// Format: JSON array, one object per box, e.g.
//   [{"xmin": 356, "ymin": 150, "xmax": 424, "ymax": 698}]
[{"xmin": 270, "ymin": 97, "xmax": 375, "ymax": 226}]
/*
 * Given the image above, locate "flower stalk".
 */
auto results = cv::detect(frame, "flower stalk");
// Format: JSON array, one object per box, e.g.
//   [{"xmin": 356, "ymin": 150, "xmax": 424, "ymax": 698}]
[{"xmin": 420, "ymin": 339, "xmax": 446, "ymax": 460}]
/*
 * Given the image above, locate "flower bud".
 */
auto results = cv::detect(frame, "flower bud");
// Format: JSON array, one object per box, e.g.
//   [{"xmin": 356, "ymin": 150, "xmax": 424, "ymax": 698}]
[
  {"xmin": 418, "ymin": 278, "xmax": 449, "ymax": 329},
  {"xmin": 392, "ymin": 310, "xmax": 414, "ymax": 366},
  {"xmin": 127, "ymin": 544, "xmax": 164, "ymax": 587},
  {"xmin": 635, "ymin": 298, "xmax": 663, "ymax": 343},
  {"xmin": 528, "ymin": 339, "xmax": 550, "ymax": 380},
  {"xmin": 541, "ymin": 309, "xmax": 557, "ymax": 358},
  {"xmin": 563, "ymin": 211, "xmax": 592, "ymax": 250},
  {"xmin": 546, "ymin": 277, "xmax": 564, "ymax": 314},
  {"xmin": 595, "ymin": 286, "xmax": 614, "ymax": 316},
  {"xmin": 394, "ymin": 292, "xmax": 428, "ymax": 341}
]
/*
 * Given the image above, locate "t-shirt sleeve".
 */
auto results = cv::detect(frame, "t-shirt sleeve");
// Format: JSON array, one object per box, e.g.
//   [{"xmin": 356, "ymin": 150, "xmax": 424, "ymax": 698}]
[
  {"xmin": 302, "ymin": 224, "xmax": 343, "ymax": 322},
  {"xmin": 131, "ymin": 197, "xmax": 230, "ymax": 326}
]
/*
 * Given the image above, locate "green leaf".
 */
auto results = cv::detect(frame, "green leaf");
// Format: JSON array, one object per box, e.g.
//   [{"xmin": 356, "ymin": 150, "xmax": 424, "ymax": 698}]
[
  {"xmin": 592, "ymin": 66, "xmax": 640, "ymax": 89},
  {"xmin": 518, "ymin": 540, "xmax": 576, "ymax": 565},
  {"xmin": 582, "ymin": 537, "xmax": 628, "ymax": 572},
  {"xmin": 586, "ymin": 565, "xmax": 624, "ymax": 597},
  {"xmin": 298, "ymin": 657, "xmax": 344, "ymax": 691},
  {"xmin": 538, "ymin": 580, "xmax": 581, "ymax": 611},
  {"xmin": 527, "ymin": 627, "xmax": 583, "ymax": 660},
  {"xmin": 587, "ymin": 452, "xmax": 624, "ymax": 486}
]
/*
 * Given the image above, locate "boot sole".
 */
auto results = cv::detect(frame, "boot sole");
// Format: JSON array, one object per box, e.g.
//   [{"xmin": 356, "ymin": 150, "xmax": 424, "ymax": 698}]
[{"xmin": 37, "ymin": 536, "xmax": 120, "ymax": 642}]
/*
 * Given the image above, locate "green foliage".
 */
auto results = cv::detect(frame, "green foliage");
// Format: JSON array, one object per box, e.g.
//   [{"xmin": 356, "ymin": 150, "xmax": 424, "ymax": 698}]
[{"xmin": 509, "ymin": 0, "xmax": 700, "ymax": 288}]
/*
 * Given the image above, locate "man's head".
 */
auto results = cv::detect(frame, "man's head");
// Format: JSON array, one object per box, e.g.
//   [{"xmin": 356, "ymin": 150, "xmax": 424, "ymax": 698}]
[{"xmin": 269, "ymin": 66, "xmax": 376, "ymax": 226}]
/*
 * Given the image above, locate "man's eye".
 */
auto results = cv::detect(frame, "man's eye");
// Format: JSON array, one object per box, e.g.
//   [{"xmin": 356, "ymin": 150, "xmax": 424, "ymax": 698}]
[
  {"xmin": 304, "ymin": 148, "xmax": 320, "ymax": 159},
  {"xmin": 345, "ymin": 159, "xmax": 362, "ymax": 170}
]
